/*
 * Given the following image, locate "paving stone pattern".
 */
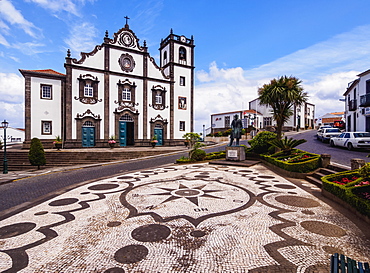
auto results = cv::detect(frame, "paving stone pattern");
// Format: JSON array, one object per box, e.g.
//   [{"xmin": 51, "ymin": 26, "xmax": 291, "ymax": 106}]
[{"xmin": 0, "ymin": 163, "xmax": 369, "ymax": 272}]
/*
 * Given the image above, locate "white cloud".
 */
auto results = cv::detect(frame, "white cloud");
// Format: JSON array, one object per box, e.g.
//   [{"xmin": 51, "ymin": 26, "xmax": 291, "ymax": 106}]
[
  {"xmin": 193, "ymin": 25, "xmax": 370, "ymax": 132},
  {"xmin": 0, "ymin": 101, "xmax": 24, "ymax": 128},
  {"xmin": 64, "ymin": 22, "xmax": 98, "ymax": 54},
  {"xmin": 0, "ymin": 0, "xmax": 41, "ymax": 38},
  {"xmin": 12, "ymin": 42, "xmax": 46, "ymax": 55},
  {"xmin": 0, "ymin": 73, "xmax": 24, "ymax": 103},
  {"xmin": 24, "ymin": 0, "xmax": 97, "ymax": 17}
]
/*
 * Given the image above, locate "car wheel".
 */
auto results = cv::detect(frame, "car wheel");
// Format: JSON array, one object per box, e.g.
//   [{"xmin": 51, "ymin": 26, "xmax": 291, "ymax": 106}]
[
  {"xmin": 347, "ymin": 143, "xmax": 353, "ymax": 151},
  {"xmin": 330, "ymin": 140, "xmax": 335, "ymax": 147}
]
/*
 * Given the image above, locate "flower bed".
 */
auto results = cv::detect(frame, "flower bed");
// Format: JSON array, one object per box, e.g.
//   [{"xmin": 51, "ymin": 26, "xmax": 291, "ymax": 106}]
[
  {"xmin": 260, "ymin": 149, "xmax": 320, "ymax": 173},
  {"xmin": 322, "ymin": 170, "xmax": 370, "ymax": 218}
]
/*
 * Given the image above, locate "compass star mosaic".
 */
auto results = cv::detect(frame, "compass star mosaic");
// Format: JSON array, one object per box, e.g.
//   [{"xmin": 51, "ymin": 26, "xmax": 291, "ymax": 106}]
[{"xmin": 0, "ymin": 163, "xmax": 369, "ymax": 272}]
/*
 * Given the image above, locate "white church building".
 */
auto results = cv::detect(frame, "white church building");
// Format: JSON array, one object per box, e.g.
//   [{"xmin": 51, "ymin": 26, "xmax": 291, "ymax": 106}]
[{"xmin": 20, "ymin": 21, "xmax": 194, "ymax": 148}]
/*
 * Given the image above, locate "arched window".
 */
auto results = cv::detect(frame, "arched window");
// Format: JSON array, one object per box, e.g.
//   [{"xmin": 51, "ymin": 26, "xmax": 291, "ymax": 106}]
[
  {"xmin": 83, "ymin": 121, "xmax": 94, "ymax": 127},
  {"xmin": 84, "ymin": 84, "xmax": 93, "ymax": 97},
  {"xmin": 163, "ymin": 51, "xmax": 167, "ymax": 64},
  {"xmin": 122, "ymin": 87, "xmax": 131, "ymax": 101},
  {"xmin": 179, "ymin": 47, "xmax": 186, "ymax": 63}
]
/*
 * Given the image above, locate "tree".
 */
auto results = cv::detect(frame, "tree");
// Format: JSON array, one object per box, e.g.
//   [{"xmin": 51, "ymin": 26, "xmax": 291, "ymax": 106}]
[
  {"xmin": 258, "ymin": 76, "xmax": 308, "ymax": 139},
  {"xmin": 28, "ymin": 137, "xmax": 46, "ymax": 169}
]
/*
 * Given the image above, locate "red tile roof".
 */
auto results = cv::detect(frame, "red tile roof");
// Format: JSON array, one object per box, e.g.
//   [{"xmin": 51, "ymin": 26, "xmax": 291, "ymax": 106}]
[{"xmin": 26, "ymin": 69, "xmax": 65, "ymax": 76}]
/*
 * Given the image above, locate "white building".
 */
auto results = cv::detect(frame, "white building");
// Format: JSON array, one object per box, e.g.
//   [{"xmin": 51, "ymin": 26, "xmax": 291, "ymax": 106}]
[
  {"xmin": 249, "ymin": 99, "xmax": 315, "ymax": 130},
  {"xmin": 343, "ymin": 70, "xmax": 370, "ymax": 132},
  {"xmin": 20, "ymin": 22, "xmax": 194, "ymax": 148},
  {"xmin": 0, "ymin": 127, "xmax": 25, "ymax": 144},
  {"xmin": 210, "ymin": 98, "xmax": 315, "ymax": 134}
]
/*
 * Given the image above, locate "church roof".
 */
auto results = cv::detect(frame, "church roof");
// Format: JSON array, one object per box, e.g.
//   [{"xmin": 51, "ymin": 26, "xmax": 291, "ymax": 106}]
[
  {"xmin": 24, "ymin": 69, "xmax": 65, "ymax": 76},
  {"xmin": 19, "ymin": 69, "xmax": 65, "ymax": 78}
]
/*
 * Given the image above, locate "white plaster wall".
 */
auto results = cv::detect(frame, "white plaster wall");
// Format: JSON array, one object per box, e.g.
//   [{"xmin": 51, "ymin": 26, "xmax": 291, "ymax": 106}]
[
  {"xmin": 0, "ymin": 128, "xmax": 25, "ymax": 143},
  {"xmin": 71, "ymin": 69, "xmax": 105, "ymax": 139},
  {"xmin": 30, "ymin": 77, "xmax": 62, "ymax": 139},
  {"xmin": 147, "ymin": 58, "xmax": 167, "ymax": 79},
  {"xmin": 110, "ymin": 49, "xmax": 143, "ymax": 76},
  {"xmin": 72, "ymin": 47, "xmax": 104, "ymax": 70}
]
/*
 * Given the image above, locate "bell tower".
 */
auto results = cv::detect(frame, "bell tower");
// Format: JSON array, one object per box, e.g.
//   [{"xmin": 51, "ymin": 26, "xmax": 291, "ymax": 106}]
[{"xmin": 159, "ymin": 29, "xmax": 195, "ymax": 135}]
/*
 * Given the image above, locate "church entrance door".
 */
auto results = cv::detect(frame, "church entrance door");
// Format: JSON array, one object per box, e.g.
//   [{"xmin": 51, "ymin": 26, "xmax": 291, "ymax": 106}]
[
  {"xmin": 119, "ymin": 121, "xmax": 134, "ymax": 146},
  {"xmin": 82, "ymin": 124, "xmax": 95, "ymax": 147},
  {"xmin": 154, "ymin": 128, "xmax": 163, "ymax": 146}
]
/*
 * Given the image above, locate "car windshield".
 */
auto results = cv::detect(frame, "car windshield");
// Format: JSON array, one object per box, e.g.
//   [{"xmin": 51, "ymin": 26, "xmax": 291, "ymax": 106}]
[
  {"xmin": 326, "ymin": 129, "xmax": 340, "ymax": 132},
  {"xmin": 354, "ymin": 132, "xmax": 370, "ymax": 138}
]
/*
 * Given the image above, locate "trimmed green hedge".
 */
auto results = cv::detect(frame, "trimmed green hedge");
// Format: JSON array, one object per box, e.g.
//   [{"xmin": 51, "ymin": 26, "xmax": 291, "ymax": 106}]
[
  {"xmin": 322, "ymin": 171, "xmax": 370, "ymax": 218},
  {"xmin": 260, "ymin": 149, "xmax": 320, "ymax": 173},
  {"xmin": 205, "ymin": 151, "xmax": 226, "ymax": 160}
]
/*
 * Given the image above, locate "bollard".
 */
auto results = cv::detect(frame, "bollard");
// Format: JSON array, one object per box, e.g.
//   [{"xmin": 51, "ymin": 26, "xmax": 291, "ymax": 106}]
[
  {"xmin": 350, "ymin": 158, "xmax": 366, "ymax": 170},
  {"xmin": 320, "ymin": 153, "xmax": 331, "ymax": 168}
]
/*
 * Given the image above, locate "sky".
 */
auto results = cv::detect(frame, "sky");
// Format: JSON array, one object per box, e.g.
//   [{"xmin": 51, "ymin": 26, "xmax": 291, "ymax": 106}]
[{"xmin": 2, "ymin": 0, "xmax": 370, "ymax": 133}]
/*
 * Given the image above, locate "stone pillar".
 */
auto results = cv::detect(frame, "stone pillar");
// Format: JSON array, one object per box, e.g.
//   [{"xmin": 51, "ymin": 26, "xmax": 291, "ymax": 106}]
[
  {"xmin": 351, "ymin": 158, "xmax": 366, "ymax": 170},
  {"xmin": 320, "ymin": 154, "xmax": 331, "ymax": 168},
  {"xmin": 226, "ymin": 146, "xmax": 245, "ymax": 161}
]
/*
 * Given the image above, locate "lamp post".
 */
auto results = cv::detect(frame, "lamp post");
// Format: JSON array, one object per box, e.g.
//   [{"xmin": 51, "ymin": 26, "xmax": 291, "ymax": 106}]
[
  {"xmin": 2, "ymin": 120, "xmax": 8, "ymax": 174},
  {"xmin": 202, "ymin": 125, "xmax": 205, "ymax": 141}
]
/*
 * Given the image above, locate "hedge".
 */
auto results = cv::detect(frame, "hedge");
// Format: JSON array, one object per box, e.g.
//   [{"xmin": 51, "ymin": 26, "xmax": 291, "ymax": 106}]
[
  {"xmin": 260, "ymin": 149, "xmax": 320, "ymax": 173},
  {"xmin": 321, "ymin": 171, "xmax": 370, "ymax": 218}
]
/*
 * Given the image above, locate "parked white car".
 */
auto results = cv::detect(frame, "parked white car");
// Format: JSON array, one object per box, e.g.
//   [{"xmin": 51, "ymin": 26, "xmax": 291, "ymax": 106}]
[
  {"xmin": 317, "ymin": 128, "xmax": 342, "ymax": 142},
  {"xmin": 330, "ymin": 132, "xmax": 370, "ymax": 150}
]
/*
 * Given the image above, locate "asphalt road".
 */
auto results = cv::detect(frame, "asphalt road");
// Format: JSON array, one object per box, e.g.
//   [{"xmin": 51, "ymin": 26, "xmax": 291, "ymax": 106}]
[
  {"xmin": 289, "ymin": 130, "xmax": 370, "ymax": 166},
  {"xmin": 0, "ymin": 144, "xmax": 227, "ymax": 216}
]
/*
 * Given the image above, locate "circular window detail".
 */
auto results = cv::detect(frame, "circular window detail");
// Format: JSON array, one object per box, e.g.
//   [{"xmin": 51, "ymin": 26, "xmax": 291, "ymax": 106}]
[
  {"xmin": 119, "ymin": 33, "xmax": 134, "ymax": 47},
  {"xmin": 118, "ymin": 53, "xmax": 135, "ymax": 73}
]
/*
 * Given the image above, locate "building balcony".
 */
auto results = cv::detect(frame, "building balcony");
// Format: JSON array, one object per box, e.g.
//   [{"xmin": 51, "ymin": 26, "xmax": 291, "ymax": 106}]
[
  {"xmin": 360, "ymin": 93, "xmax": 370, "ymax": 107},
  {"xmin": 348, "ymin": 99, "xmax": 357, "ymax": 111}
]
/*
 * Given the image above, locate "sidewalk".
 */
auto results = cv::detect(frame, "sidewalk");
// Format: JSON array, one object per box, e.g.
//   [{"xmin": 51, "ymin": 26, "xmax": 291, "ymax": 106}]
[{"xmin": 0, "ymin": 162, "xmax": 368, "ymax": 272}]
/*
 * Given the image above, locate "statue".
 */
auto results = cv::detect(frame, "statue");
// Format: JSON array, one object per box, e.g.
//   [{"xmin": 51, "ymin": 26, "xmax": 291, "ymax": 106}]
[{"xmin": 228, "ymin": 114, "xmax": 243, "ymax": 146}]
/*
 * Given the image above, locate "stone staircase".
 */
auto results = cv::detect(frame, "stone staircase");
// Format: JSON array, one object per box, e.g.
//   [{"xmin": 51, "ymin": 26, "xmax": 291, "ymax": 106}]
[
  {"xmin": 0, "ymin": 149, "xmax": 179, "ymax": 171},
  {"xmin": 305, "ymin": 164, "xmax": 350, "ymax": 188}
]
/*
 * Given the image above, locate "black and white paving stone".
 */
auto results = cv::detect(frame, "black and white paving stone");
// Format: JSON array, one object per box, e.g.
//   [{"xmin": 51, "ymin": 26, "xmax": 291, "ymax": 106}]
[{"xmin": 0, "ymin": 163, "xmax": 368, "ymax": 272}]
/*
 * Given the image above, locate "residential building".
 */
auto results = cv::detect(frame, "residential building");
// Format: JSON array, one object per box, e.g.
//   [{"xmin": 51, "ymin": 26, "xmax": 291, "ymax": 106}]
[
  {"xmin": 344, "ymin": 70, "xmax": 370, "ymax": 132},
  {"xmin": 20, "ymin": 22, "xmax": 194, "ymax": 148}
]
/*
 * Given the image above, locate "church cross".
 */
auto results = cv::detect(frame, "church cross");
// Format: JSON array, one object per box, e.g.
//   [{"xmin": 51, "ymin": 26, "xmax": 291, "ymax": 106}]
[{"xmin": 124, "ymin": 16, "xmax": 130, "ymax": 27}]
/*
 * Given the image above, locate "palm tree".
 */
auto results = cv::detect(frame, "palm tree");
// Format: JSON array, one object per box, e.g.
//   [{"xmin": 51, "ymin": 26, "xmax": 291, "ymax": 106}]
[
  {"xmin": 258, "ymin": 76, "xmax": 308, "ymax": 139},
  {"xmin": 269, "ymin": 136, "xmax": 307, "ymax": 155}
]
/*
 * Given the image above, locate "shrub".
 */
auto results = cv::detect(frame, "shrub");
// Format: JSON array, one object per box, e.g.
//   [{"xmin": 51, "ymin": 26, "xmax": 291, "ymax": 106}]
[
  {"xmin": 205, "ymin": 151, "xmax": 226, "ymax": 160},
  {"xmin": 176, "ymin": 156, "xmax": 192, "ymax": 164},
  {"xmin": 269, "ymin": 136, "xmax": 307, "ymax": 155},
  {"xmin": 28, "ymin": 137, "xmax": 46, "ymax": 169},
  {"xmin": 358, "ymin": 163, "xmax": 370, "ymax": 179},
  {"xmin": 248, "ymin": 131, "xmax": 277, "ymax": 154},
  {"xmin": 190, "ymin": 149, "xmax": 206, "ymax": 161}
]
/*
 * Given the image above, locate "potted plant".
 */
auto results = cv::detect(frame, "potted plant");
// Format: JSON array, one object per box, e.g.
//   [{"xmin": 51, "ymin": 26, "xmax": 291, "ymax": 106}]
[
  {"xmin": 108, "ymin": 135, "xmax": 116, "ymax": 148},
  {"xmin": 184, "ymin": 139, "xmax": 189, "ymax": 148},
  {"xmin": 151, "ymin": 136, "xmax": 158, "ymax": 148},
  {"xmin": 53, "ymin": 135, "xmax": 63, "ymax": 151}
]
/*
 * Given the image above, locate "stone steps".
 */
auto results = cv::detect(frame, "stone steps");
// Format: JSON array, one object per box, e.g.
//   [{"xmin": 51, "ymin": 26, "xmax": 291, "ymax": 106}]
[{"xmin": 305, "ymin": 164, "xmax": 349, "ymax": 188}]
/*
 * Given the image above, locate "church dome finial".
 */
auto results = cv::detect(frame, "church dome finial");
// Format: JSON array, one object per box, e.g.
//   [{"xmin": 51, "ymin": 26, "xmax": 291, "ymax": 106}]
[{"xmin": 124, "ymin": 16, "xmax": 130, "ymax": 29}]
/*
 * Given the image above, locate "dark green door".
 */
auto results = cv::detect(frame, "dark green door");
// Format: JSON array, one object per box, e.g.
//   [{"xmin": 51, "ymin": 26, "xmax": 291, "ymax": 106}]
[
  {"xmin": 82, "ymin": 127, "xmax": 95, "ymax": 147},
  {"xmin": 154, "ymin": 128, "xmax": 163, "ymax": 146},
  {"xmin": 119, "ymin": 121, "xmax": 127, "ymax": 146}
]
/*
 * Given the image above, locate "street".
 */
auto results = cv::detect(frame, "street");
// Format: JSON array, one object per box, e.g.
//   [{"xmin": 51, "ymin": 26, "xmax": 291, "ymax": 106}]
[{"xmin": 289, "ymin": 130, "xmax": 370, "ymax": 166}]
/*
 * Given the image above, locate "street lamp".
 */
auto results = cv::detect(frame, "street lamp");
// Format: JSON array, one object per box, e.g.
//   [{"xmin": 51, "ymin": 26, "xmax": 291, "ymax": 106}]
[
  {"xmin": 202, "ymin": 125, "xmax": 205, "ymax": 141},
  {"xmin": 2, "ymin": 120, "xmax": 8, "ymax": 174}
]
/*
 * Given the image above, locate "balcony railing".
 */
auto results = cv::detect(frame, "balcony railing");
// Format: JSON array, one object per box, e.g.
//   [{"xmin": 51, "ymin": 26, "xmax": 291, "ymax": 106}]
[
  {"xmin": 360, "ymin": 93, "xmax": 370, "ymax": 107},
  {"xmin": 348, "ymin": 99, "xmax": 357, "ymax": 111}
]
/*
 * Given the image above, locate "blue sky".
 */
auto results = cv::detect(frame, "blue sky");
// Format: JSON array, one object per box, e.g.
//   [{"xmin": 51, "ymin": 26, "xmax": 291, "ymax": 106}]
[{"xmin": 2, "ymin": 0, "xmax": 370, "ymax": 133}]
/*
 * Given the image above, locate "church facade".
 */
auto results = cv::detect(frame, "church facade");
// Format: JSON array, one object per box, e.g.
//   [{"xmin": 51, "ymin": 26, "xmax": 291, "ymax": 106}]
[{"xmin": 20, "ymin": 22, "xmax": 194, "ymax": 148}]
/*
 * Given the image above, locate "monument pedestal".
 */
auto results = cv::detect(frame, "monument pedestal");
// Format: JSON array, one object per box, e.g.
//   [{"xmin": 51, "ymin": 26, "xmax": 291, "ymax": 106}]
[{"xmin": 226, "ymin": 146, "xmax": 245, "ymax": 161}]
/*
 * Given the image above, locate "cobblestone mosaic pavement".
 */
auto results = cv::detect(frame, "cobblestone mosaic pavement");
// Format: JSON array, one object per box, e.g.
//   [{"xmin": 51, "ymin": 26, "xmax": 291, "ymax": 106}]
[{"xmin": 0, "ymin": 163, "xmax": 369, "ymax": 272}]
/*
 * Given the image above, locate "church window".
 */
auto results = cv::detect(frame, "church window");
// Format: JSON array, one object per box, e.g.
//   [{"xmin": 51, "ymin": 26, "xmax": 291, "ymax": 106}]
[
  {"xmin": 155, "ymin": 92, "xmax": 162, "ymax": 104},
  {"xmin": 41, "ymin": 85, "xmax": 52, "ymax": 99},
  {"xmin": 122, "ymin": 87, "xmax": 131, "ymax": 101},
  {"xmin": 180, "ymin": 76, "xmax": 185, "ymax": 86},
  {"xmin": 163, "ymin": 51, "xmax": 167, "ymax": 64},
  {"xmin": 42, "ymin": 121, "xmax": 52, "ymax": 135},
  {"xmin": 180, "ymin": 121, "xmax": 185, "ymax": 131},
  {"xmin": 179, "ymin": 47, "xmax": 186, "ymax": 64},
  {"xmin": 84, "ymin": 84, "xmax": 93, "ymax": 97}
]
